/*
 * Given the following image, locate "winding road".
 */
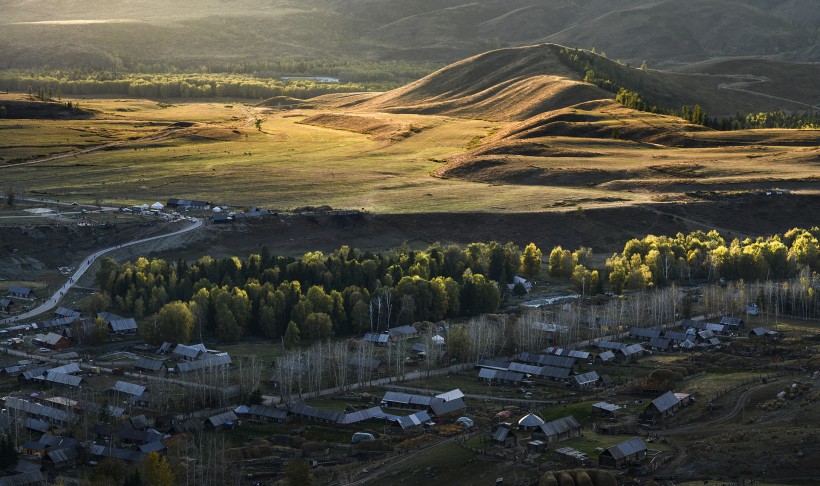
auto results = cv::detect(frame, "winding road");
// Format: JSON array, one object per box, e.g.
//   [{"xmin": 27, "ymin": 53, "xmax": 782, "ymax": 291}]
[{"xmin": 0, "ymin": 215, "xmax": 202, "ymax": 325}]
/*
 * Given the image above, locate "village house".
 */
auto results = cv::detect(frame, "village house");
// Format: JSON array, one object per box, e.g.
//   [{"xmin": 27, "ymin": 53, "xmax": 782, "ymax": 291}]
[
  {"xmin": 0, "ymin": 299, "xmax": 15, "ymax": 314},
  {"xmin": 97, "ymin": 312, "xmax": 138, "ymax": 334},
  {"xmin": 536, "ymin": 416, "xmax": 581, "ymax": 444},
  {"xmin": 491, "ymin": 426, "xmax": 517, "ymax": 448},
  {"xmin": 640, "ymin": 391, "xmax": 693, "ymax": 424},
  {"xmin": 32, "ymin": 333, "xmax": 70, "ymax": 351},
  {"xmin": 388, "ymin": 325, "xmax": 418, "ymax": 341},
  {"xmin": 628, "ymin": 327, "xmax": 661, "ymax": 341},
  {"xmin": 571, "ymin": 371, "xmax": 601, "ymax": 388},
  {"xmin": 7, "ymin": 286, "xmax": 35, "ymax": 299},
  {"xmin": 599, "ymin": 437, "xmax": 648, "ymax": 468},
  {"xmin": 617, "ymin": 343, "xmax": 645, "ymax": 362}
]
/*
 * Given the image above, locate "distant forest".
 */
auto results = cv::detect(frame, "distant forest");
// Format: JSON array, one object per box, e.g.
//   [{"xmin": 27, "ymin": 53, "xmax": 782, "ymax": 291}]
[
  {"xmin": 0, "ymin": 60, "xmax": 440, "ymax": 100},
  {"xmin": 557, "ymin": 47, "xmax": 820, "ymax": 130},
  {"xmin": 95, "ymin": 227, "xmax": 820, "ymax": 345}
]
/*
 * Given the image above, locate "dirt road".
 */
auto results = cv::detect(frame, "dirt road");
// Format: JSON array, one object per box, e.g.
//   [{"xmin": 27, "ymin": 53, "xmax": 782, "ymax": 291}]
[{"xmin": 0, "ymin": 215, "xmax": 202, "ymax": 324}]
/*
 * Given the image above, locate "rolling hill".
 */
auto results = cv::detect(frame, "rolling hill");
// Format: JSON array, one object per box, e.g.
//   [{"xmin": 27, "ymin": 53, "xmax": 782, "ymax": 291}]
[
  {"xmin": 0, "ymin": 0, "xmax": 817, "ymax": 72},
  {"xmin": 316, "ymin": 44, "xmax": 820, "ymax": 121}
]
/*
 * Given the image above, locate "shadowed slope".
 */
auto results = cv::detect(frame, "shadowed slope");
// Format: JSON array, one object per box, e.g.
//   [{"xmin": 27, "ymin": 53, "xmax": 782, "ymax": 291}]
[{"xmin": 340, "ymin": 45, "xmax": 612, "ymax": 121}]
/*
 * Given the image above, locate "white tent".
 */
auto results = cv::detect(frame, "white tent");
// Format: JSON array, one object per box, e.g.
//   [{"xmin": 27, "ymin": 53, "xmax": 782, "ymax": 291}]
[
  {"xmin": 150, "ymin": 202, "xmax": 164, "ymax": 210},
  {"xmin": 432, "ymin": 334, "xmax": 445, "ymax": 345},
  {"xmin": 212, "ymin": 206, "xmax": 222, "ymax": 213},
  {"xmin": 140, "ymin": 203, "xmax": 149, "ymax": 210}
]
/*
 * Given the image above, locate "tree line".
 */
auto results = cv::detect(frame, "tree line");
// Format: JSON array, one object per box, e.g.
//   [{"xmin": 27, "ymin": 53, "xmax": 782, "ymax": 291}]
[
  {"xmin": 95, "ymin": 242, "xmax": 539, "ymax": 345},
  {"xmin": 0, "ymin": 71, "xmax": 391, "ymax": 100},
  {"xmin": 557, "ymin": 47, "xmax": 819, "ymax": 130}
]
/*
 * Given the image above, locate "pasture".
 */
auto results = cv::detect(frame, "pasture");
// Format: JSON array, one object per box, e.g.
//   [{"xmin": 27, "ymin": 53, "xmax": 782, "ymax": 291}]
[{"xmin": 2, "ymin": 93, "xmax": 818, "ymax": 217}]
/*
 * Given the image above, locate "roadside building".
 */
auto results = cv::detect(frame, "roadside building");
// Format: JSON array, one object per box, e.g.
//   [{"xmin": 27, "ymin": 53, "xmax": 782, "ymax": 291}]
[
  {"xmin": 0, "ymin": 299, "xmax": 16, "ymax": 313},
  {"xmin": 8, "ymin": 287, "xmax": 35, "ymax": 299},
  {"xmin": 429, "ymin": 398, "xmax": 466, "ymax": 417}
]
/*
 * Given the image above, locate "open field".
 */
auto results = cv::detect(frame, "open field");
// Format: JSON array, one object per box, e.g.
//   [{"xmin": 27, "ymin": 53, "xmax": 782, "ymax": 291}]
[{"xmin": 2, "ymin": 93, "xmax": 818, "ymax": 219}]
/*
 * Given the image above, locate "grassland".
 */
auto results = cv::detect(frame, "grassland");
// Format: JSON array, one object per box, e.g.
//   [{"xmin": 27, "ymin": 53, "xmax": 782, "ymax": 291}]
[{"xmin": 3, "ymin": 92, "xmax": 818, "ymax": 218}]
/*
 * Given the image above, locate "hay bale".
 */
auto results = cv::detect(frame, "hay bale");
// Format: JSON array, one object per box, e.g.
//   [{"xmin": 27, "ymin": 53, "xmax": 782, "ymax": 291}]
[
  {"xmin": 587, "ymin": 469, "xmax": 617, "ymax": 486},
  {"xmin": 572, "ymin": 470, "xmax": 593, "ymax": 486},
  {"xmin": 556, "ymin": 470, "xmax": 575, "ymax": 486},
  {"xmin": 538, "ymin": 472, "xmax": 559, "ymax": 486}
]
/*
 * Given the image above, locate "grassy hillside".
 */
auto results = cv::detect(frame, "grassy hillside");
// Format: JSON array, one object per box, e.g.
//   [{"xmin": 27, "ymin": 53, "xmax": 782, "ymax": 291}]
[
  {"xmin": 315, "ymin": 44, "xmax": 820, "ymax": 121},
  {"xmin": 0, "ymin": 0, "xmax": 817, "ymax": 73}
]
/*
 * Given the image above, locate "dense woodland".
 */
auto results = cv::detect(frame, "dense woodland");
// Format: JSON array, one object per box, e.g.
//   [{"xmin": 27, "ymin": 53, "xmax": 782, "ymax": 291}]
[{"xmin": 94, "ymin": 228, "xmax": 820, "ymax": 347}]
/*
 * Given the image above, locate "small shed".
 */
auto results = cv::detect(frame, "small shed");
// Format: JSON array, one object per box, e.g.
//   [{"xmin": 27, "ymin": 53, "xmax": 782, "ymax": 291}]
[
  {"xmin": 0, "ymin": 299, "xmax": 15, "ymax": 313},
  {"xmin": 491, "ymin": 426, "xmax": 516, "ymax": 448}
]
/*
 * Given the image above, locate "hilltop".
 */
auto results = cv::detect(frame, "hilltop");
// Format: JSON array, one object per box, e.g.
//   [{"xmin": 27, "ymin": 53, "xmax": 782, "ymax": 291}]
[{"xmin": 318, "ymin": 44, "xmax": 820, "ymax": 121}]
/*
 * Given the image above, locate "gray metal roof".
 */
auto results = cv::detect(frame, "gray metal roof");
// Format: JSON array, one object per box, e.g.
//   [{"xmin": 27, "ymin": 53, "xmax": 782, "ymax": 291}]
[
  {"xmin": 46, "ymin": 446, "xmax": 79, "ymax": 464},
  {"xmin": 363, "ymin": 333, "xmax": 389, "ymax": 343},
  {"xmin": 619, "ymin": 343, "xmax": 645, "ymax": 357},
  {"xmin": 539, "ymin": 416, "xmax": 580, "ymax": 437},
  {"xmin": 388, "ymin": 325, "xmax": 417, "ymax": 337},
  {"xmin": 395, "ymin": 411, "xmax": 431, "ymax": 429},
  {"xmin": 48, "ymin": 363, "xmax": 81, "ymax": 375},
  {"xmin": 8, "ymin": 286, "xmax": 33, "ymax": 295},
  {"xmin": 288, "ymin": 402, "xmax": 343, "ymax": 422},
  {"xmin": 112, "ymin": 381, "xmax": 147, "ymax": 396},
  {"xmin": 0, "ymin": 470, "xmax": 47, "ymax": 486},
  {"xmin": 603, "ymin": 438, "xmax": 647, "ymax": 460},
  {"xmin": 138, "ymin": 441, "xmax": 166, "ymax": 454},
  {"xmin": 598, "ymin": 351, "xmax": 615, "ymax": 361},
  {"xmin": 134, "ymin": 357, "xmax": 164, "ymax": 371},
  {"xmin": 430, "ymin": 398, "xmax": 466, "ymax": 416},
  {"xmin": 109, "ymin": 318, "xmax": 138, "ymax": 332},
  {"xmin": 518, "ymin": 352, "xmax": 576, "ymax": 369},
  {"xmin": 592, "ymin": 402, "xmax": 622, "ymax": 413},
  {"xmin": 477, "ymin": 359, "xmax": 511, "ymax": 370},
  {"xmin": 172, "ymin": 344, "xmax": 204, "ymax": 359},
  {"xmin": 382, "ymin": 391, "xmax": 440, "ymax": 408},
  {"xmin": 88, "ymin": 444, "xmax": 143, "ymax": 462},
  {"xmin": 629, "ymin": 327, "xmax": 661, "ymax": 339},
  {"xmin": 650, "ymin": 391, "xmax": 680, "ymax": 413},
  {"xmin": 545, "ymin": 347, "xmax": 590, "ymax": 360},
  {"xmin": 247, "ymin": 404, "xmax": 289, "ymax": 420},
  {"xmin": 411, "ymin": 343, "xmax": 426, "ymax": 353},
  {"xmin": 208, "ymin": 410, "xmax": 238, "ymax": 427},
  {"xmin": 4, "ymin": 397, "xmax": 73, "ymax": 423},
  {"xmin": 492, "ymin": 427, "xmax": 511, "ymax": 441},
  {"xmin": 664, "ymin": 331, "xmax": 689, "ymax": 341},
  {"xmin": 42, "ymin": 371, "xmax": 82, "ymax": 387},
  {"xmin": 177, "ymin": 354, "xmax": 231, "ymax": 372},
  {"xmin": 54, "ymin": 307, "xmax": 80, "ymax": 318},
  {"xmin": 336, "ymin": 406, "xmax": 385, "ymax": 425},
  {"xmin": 720, "ymin": 316, "xmax": 743, "ymax": 326},
  {"xmin": 595, "ymin": 341, "xmax": 625, "ymax": 350},
  {"xmin": 572, "ymin": 371, "xmax": 600, "ymax": 385},
  {"xmin": 21, "ymin": 367, "xmax": 49, "ymax": 381},
  {"xmin": 650, "ymin": 337, "xmax": 671, "ymax": 350}
]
